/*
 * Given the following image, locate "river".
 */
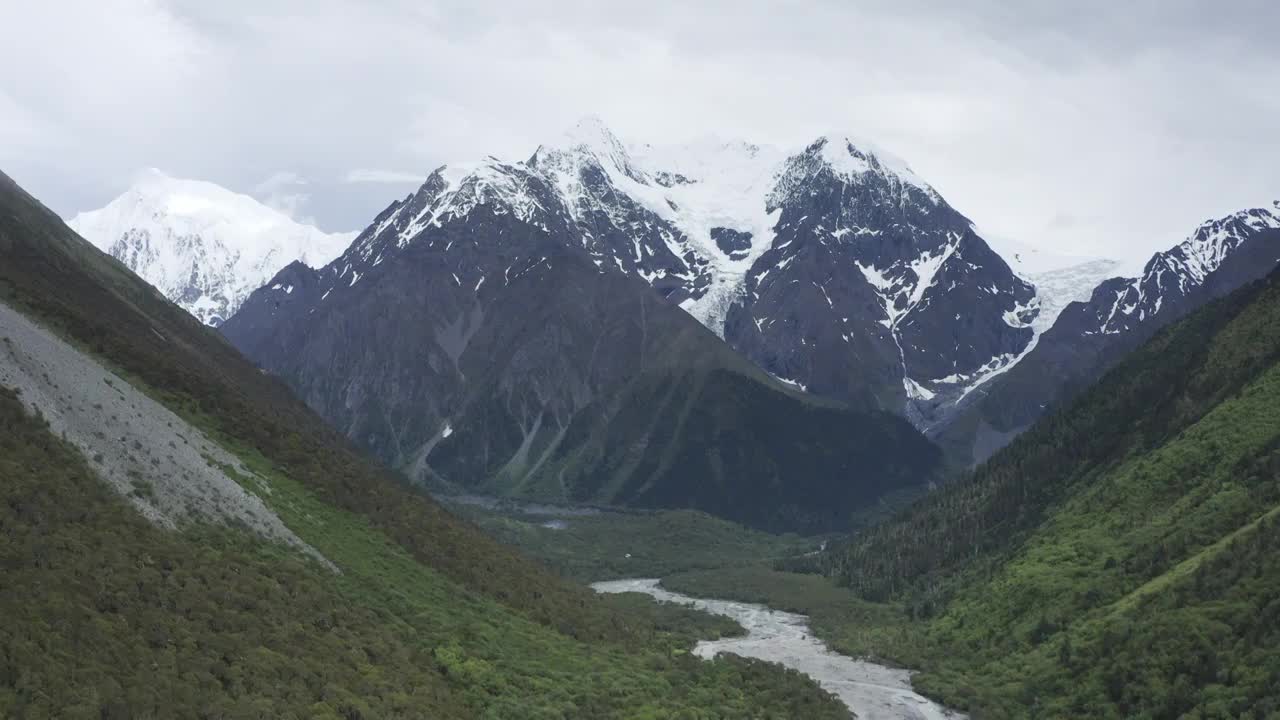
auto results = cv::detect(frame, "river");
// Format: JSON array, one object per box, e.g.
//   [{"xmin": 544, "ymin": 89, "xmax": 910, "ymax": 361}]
[{"xmin": 591, "ymin": 578, "xmax": 966, "ymax": 720}]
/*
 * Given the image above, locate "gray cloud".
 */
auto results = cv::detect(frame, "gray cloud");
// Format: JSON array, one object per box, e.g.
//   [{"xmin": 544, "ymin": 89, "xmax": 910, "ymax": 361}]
[
  {"xmin": 2, "ymin": 0, "xmax": 1277, "ymax": 263},
  {"xmin": 253, "ymin": 170, "xmax": 311, "ymax": 220},
  {"xmin": 345, "ymin": 169, "xmax": 429, "ymax": 184}
]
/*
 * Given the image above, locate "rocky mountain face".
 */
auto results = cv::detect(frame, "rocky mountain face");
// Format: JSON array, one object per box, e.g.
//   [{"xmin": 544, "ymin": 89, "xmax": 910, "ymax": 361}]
[
  {"xmin": 221, "ymin": 119, "xmax": 1278, "ymax": 506},
  {"xmin": 222, "ymin": 150, "xmax": 943, "ymax": 531},
  {"xmin": 937, "ymin": 202, "xmax": 1280, "ymax": 464},
  {"xmin": 73, "ymin": 124, "xmax": 1110, "ymax": 434},
  {"xmin": 230, "ymin": 118, "xmax": 1206, "ymax": 524},
  {"xmin": 723, "ymin": 136, "xmax": 1042, "ymax": 424},
  {"xmin": 543, "ymin": 122, "xmax": 1059, "ymax": 422},
  {"xmin": 67, "ymin": 169, "xmax": 353, "ymax": 326},
  {"xmin": 315, "ymin": 119, "xmax": 1063, "ymax": 414}
]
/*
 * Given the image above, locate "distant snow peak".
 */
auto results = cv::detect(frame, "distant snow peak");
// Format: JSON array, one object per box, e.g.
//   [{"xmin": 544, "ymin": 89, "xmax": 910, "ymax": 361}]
[
  {"xmin": 560, "ymin": 116, "xmax": 636, "ymax": 166},
  {"xmin": 1090, "ymin": 202, "xmax": 1280, "ymax": 337},
  {"xmin": 814, "ymin": 135, "xmax": 936, "ymax": 198},
  {"xmin": 423, "ymin": 161, "xmax": 549, "ymax": 237},
  {"xmin": 975, "ymin": 224, "xmax": 1113, "ymax": 277},
  {"xmin": 330, "ymin": 116, "xmax": 1073, "ymax": 425},
  {"xmin": 67, "ymin": 170, "xmax": 354, "ymax": 326},
  {"xmin": 766, "ymin": 135, "xmax": 940, "ymax": 213},
  {"xmin": 562, "ymin": 114, "xmax": 623, "ymax": 150},
  {"xmin": 532, "ymin": 115, "xmax": 648, "ymax": 185},
  {"xmin": 1175, "ymin": 204, "xmax": 1280, "ymax": 284}
]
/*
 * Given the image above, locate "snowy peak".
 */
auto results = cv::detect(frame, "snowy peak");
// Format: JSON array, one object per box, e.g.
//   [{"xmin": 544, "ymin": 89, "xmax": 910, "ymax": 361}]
[
  {"xmin": 556, "ymin": 114, "xmax": 628, "ymax": 157},
  {"xmin": 941, "ymin": 200, "xmax": 1280, "ymax": 466},
  {"xmin": 346, "ymin": 159, "xmax": 559, "ymax": 268},
  {"xmin": 298, "ymin": 119, "xmax": 1076, "ymax": 428},
  {"xmin": 531, "ymin": 115, "xmax": 649, "ymax": 185},
  {"xmin": 766, "ymin": 135, "xmax": 944, "ymax": 216},
  {"xmin": 111, "ymin": 168, "xmax": 277, "ymax": 233},
  {"xmin": 372, "ymin": 118, "xmax": 651, "ymax": 251},
  {"xmin": 1088, "ymin": 202, "xmax": 1280, "ymax": 337},
  {"xmin": 1167, "ymin": 203, "xmax": 1280, "ymax": 285},
  {"xmin": 559, "ymin": 116, "xmax": 636, "ymax": 167},
  {"xmin": 977, "ymin": 226, "xmax": 1111, "ymax": 277},
  {"xmin": 68, "ymin": 170, "xmax": 354, "ymax": 326},
  {"xmin": 814, "ymin": 134, "xmax": 937, "ymax": 198}
]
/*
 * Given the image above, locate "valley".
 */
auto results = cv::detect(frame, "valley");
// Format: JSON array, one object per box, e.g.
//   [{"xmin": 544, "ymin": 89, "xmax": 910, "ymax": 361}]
[
  {"xmin": 441, "ymin": 497, "xmax": 818, "ymax": 581},
  {"xmin": 593, "ymin": 579, "xmax": 965, "ymax": 720},
  {"xmin": 4, "ymin": 8, "xmax": 1279, "ymax": 715},
  {"xmin": 446, "ymin": 255, "xmax": 1280, "ymax": 718},
  {"xmin": 0, "ymin": 169, "xmax": 849, "ymax": 718},
  {"xmin": 5, "ymin": 133, "xmax": 1278, "ymax": 714},
  {"xmin": 454, "ymin": 492, "xmax": 964, "ymax": 718}
]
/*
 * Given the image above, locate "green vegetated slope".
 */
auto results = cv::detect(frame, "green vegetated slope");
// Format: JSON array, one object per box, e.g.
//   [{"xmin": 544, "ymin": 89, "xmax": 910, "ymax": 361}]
[
  {"xmin": 428, "ymin": 356, "xmax": 941, "ymax": 534},
  {"xmin": 0, "ymin": 168, "xmax": 847, "ymax": 718},
  {"xmin": 817, "ymin": 267, "xmax": 1280, "ymax": 717},
  {"xmin": 0, "ymin": 386, "xmax": 469, "ymax": 718},
  {"xmin": 542, "ymin": 368, "xmax": 940, "ymax": 533},
  {"xmin": 0, "ymin": 387, "xmax": 837, "ymax": 719}
]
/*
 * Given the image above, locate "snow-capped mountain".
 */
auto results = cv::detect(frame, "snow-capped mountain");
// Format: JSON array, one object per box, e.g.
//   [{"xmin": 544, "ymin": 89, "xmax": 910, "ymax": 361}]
[
  {"xmin": 723, "ymin": 134, "xmax": 1041, "ymax": 425},
  {"xmin": 263, "ymin": 117, "xmax": 1087, "ymax": 426},
  {"xmin": 938, "ymin": 201, "xmax": 1280, "ymax": 464},
  {"xmin": 67, "ymin": 169, "xmax": 354, "ymax": 325},
  {"xmin": 1083, "ymin": 203, "xmax": 1280, "ymax": 337},
  {"xmin": 220, "ymin": 121, "xmax": 946, "ymax": 528},
  {"xmin": 223, "ymin": 117, "xmax": 1280, "ymax": 496}
]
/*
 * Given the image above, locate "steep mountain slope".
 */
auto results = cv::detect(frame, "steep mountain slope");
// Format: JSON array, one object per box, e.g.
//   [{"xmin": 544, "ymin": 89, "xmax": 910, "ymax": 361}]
[
  {"xmin": 0, "ymin": 300, "xmax": 323, "ymax": 560},
  {"xmin": 224, "ymin": 160, "xmax": 943, "ymax": 532},
  {"xmin": 67, "ymin": 169, "xmax": 353, "ymax": 325},
  {"xmin": 938, "ymin": 202, "xmax": 1280, "ymax": 465},
  {"xmin": 571, "ymin": 122, "xmax": 1047, "ymax": 420},
  {"xmin": 0, "ymin": 168, "xmax": 846, "ymax": 718},
  {"xmin": 818, "ymin": 264, "xmax": 1280, "ymax": 717},
  {"xmin": 230, "ymin": 118, "xmax": 1066, "ymax": 425},
  {"xmin": 723, "ymin": 135, "xmax": 1038, "ymax": 423}
]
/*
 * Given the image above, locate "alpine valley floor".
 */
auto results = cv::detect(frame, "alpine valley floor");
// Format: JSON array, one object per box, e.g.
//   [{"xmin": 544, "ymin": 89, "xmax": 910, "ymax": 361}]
[{"xmin": 0, "ymin": 168, "xmax": 849, "ymax": 719}]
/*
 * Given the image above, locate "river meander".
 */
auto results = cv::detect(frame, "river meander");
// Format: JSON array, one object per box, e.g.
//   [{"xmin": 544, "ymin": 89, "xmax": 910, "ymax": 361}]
[{"xmin": 592, "ymin": 578, "xmax": 966, "ymax": 720}]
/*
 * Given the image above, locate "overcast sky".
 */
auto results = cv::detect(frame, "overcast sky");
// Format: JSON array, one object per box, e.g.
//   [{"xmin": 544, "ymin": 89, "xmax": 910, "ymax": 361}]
[{"xmin": 3, "ymin": 0, "xmax": 1277, "ymax": 262}]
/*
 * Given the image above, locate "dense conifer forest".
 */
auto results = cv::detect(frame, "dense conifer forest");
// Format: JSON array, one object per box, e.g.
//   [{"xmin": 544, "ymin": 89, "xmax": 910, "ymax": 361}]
[
  {"xmin": 809, "ymin": 267, "xmax": 1280, "ymax": 717},
  {"xmin": 0, "ymin": 171, "xmax": 846, "ymax": 717}
]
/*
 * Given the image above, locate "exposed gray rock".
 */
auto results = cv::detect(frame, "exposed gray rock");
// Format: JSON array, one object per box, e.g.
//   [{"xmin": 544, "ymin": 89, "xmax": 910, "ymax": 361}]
[
  {"xmin": 0, "ymin": 300, "xmax": 333, "ymax": 568},
  {"xmin": 223, "ymin": 204, "xmax": 944, "ymax": 532}
]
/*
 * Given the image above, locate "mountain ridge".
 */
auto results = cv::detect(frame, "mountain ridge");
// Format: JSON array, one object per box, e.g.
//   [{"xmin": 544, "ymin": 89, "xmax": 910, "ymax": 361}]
[
  {"xmin": 813, "ymin": 262, "xmax": 1280, "ymax": 717},
  {"xmin": 225, "ymin": 172, "xmax": 944, "ymax": 531},
  {"xmin": 70, "ymin": 121, "xmax": 1142, "ymax": 436},
  {"xmin": 937, "ymin": 200, "xmax": 1280, "ymax": 464},
  {"xmin": 67, "ymin": 168, "xmax": 354, "ymax": 325},
  {"xmin": 236, "ymin": 118, "xmax": 1070, "ymax": 421}
]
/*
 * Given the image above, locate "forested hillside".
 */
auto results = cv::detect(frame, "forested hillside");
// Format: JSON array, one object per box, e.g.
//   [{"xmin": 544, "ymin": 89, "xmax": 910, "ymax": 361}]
[
  {"xmin": 0, "ymin": 168, "xmax": 846, "ymax": 718},
  {"xmin": 819, "ymin": 266, "xmax": 1280, "ymax": 717}
]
